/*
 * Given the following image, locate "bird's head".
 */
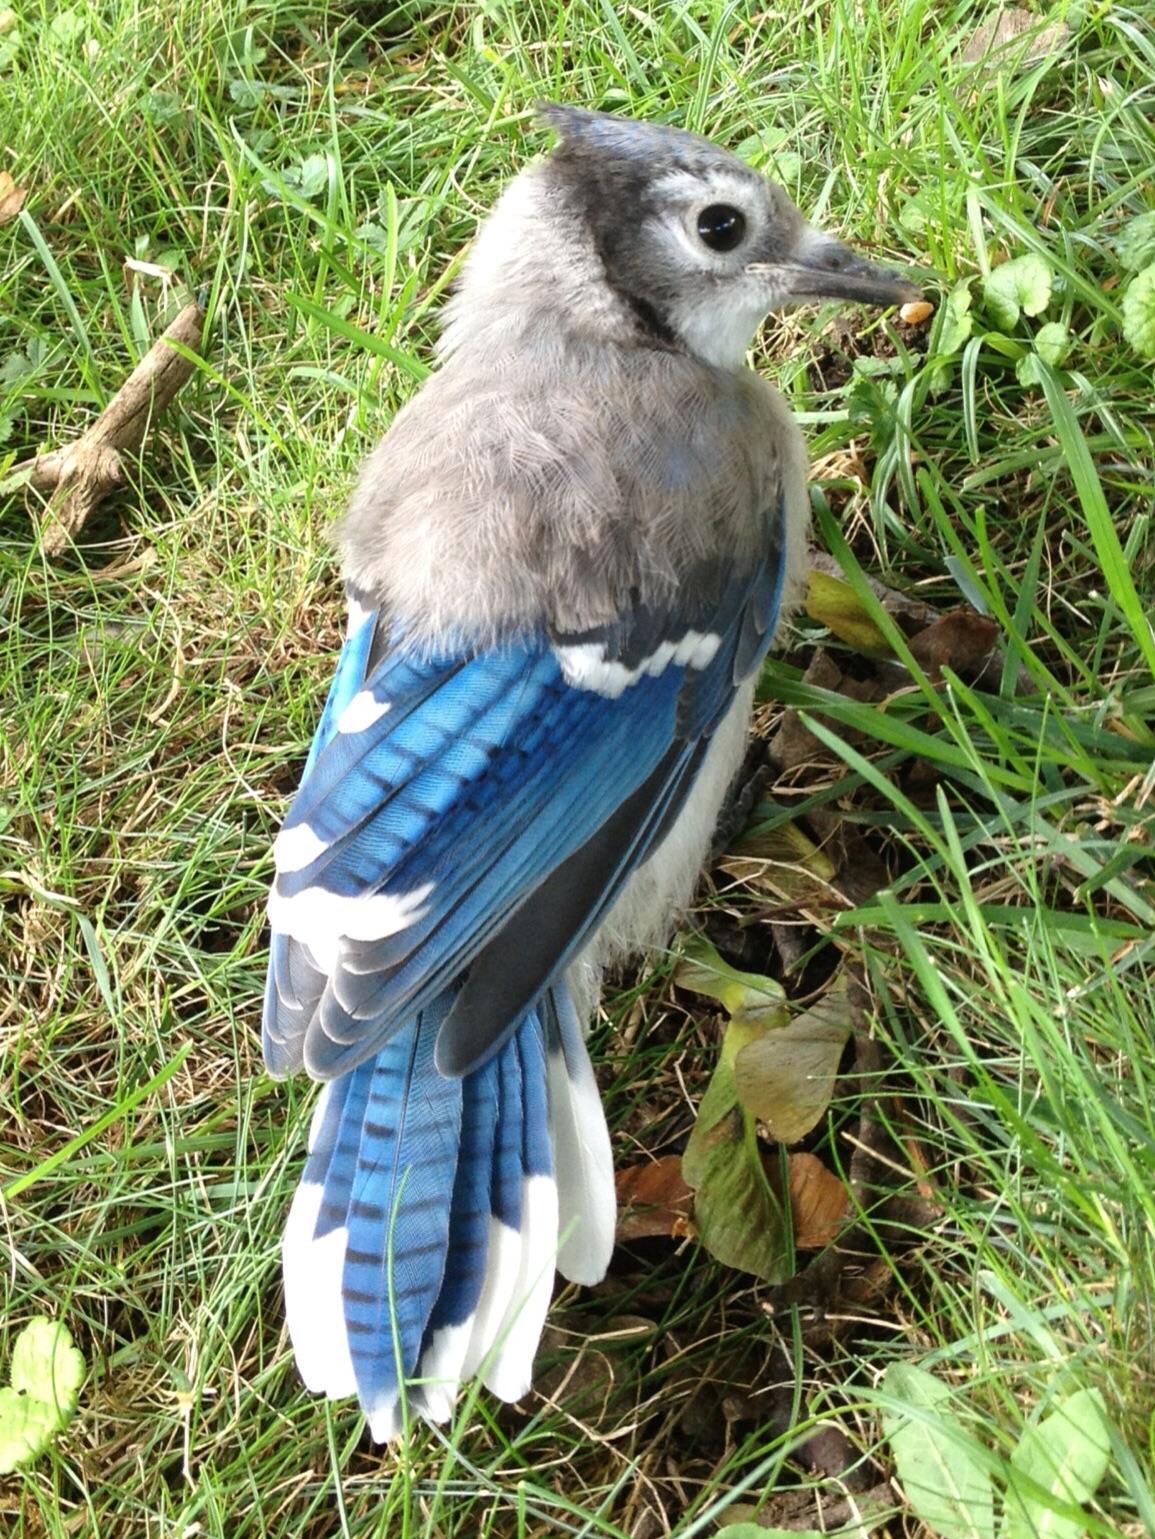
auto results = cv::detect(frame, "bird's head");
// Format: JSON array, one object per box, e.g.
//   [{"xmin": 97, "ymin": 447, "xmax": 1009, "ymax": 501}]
[
  {"xmin": 441, "ymin": 106, "xmax": 919, "ymax": 370},
  {"xmin": 536, "ymin": 105, "xmax": 919, "ymax": 368}
]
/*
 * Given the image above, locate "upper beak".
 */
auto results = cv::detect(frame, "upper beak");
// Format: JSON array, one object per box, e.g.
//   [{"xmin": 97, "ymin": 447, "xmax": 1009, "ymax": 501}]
[{"xmin": 763, "ymin": 235, "xmax": 922, "ymax": 308}]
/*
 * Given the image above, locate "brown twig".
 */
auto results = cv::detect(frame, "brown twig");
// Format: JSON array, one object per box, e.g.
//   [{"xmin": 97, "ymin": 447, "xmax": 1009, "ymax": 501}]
[{"xmin": 19, "ymin": 300, "xmax": 206, "ymax": 554}]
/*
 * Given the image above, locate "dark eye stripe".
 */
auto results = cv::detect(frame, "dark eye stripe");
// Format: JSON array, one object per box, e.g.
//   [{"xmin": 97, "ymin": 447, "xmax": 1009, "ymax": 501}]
[{"xmin": 697, "ymin": 204, "xmax": 746, "ymax": 253}]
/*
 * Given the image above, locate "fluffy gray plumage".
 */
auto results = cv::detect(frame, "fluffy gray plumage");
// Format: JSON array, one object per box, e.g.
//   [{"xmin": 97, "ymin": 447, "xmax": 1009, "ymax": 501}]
[{"xmin": 340, "ymin": 107, "xmax": 912, "ymax": 646}]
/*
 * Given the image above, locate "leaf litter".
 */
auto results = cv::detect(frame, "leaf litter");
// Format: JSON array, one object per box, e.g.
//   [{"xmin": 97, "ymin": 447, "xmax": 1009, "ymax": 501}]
[{"xmin": 555, "ymin": 560, "xmax": 1015, "ymax": 1529}]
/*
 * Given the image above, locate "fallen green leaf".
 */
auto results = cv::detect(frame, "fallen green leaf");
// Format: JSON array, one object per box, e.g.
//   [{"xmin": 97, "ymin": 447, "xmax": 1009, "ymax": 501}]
[
  {"xmin": 718, "ymin": 1501, "xmax": 882, "ymax": 1539},
  {"xmin": 0, "ymin": 1388, "xmax": 59, "ymax": 1475},
  {"xmin": 717, "ymin": 1528, "xmax": 850, "ymax": 1539},
  {"xmin": 675, "ymin": 933, "xmax": 786, "ymax": 1022},
  {"xmin": 1017, "ymin": 321, "xmax": 1071, "ymax": 385},
  {"xmin": 1002, "ymin": 1388, "xmax": 1112, "ymax": 1539},
  {"xmin": 683, "ymin": 1014, "xmax": 789, "ymax": 1281},
  {"xmin": 730, "ymin": 813, "xmax": 837, "ymax": 880},
  {"xmin": 896, "ymin": 187, "xmax": 937, "ymax": 235},
  {"xmin": 719, "ymin": 1528, "xmax": 878, "ymax": 1539},
  {"xmin": 275, "ymin": 153, "xmax": 330, "ymax": 199},
  {"xmin": 0, "ymin": 1317, "xmax": 86, "ymax": 1474},
  {"xmin": 937, "ymin": 281, "xmax": 975, "ymax": 354},
  {"xmin": 804, "ymin": 571, "xmax": 892, "ymax": 658},
  {"xmin": 733, "ymin": 974, "xmax": 852, "ymax": 1143},
  {"xmin": 929, "ymin": 283, "xmax": 974, "ymax": 392},
  {"xmin": 48, "ymin": 8, "xmax": 87, "ymax": 47},
  {"xmin": 882, "ymin": 1363, "xmax": 996, "ymax": 1539},
  {"xmin": 721, "ymin": 813, "xmax": 838, "ymax": 907},
  {"xmin": 1115, "ymin": 211, "xmax": 1155, "ymax": 273},
  {"xmin": 1034, "ymin": 321, "xmax": 1070, "ymax": 365},
  {"xmin": 10, "ymin": 1317, "xmax": 85, "ymax": 1418}
]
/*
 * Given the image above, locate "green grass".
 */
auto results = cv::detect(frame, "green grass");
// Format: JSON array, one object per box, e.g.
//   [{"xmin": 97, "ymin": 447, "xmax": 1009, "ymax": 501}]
[{"xmin": 2, "ymin": 1, "xmax": 1153, "ymax": 1534}]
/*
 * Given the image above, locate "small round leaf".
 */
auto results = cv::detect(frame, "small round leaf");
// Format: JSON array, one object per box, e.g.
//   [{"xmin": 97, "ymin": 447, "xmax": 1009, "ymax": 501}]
[
  {"xmin": 0, "ymin": 1387, "xmax": 60, "ymax": 1474},
  {"xmin": 1122, "ymin": 265, "xmax": 1155, "ymax": 360},
  {"xmin": 10, "ymin": 1317, "xmax": 85, "ymax": 1418}
]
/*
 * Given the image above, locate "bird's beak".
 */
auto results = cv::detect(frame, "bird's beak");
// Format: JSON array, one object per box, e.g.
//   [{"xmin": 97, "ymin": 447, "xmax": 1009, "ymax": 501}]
[{"xmin": 754, "ymin": 234, "xmax": 921, "ymax": 308}]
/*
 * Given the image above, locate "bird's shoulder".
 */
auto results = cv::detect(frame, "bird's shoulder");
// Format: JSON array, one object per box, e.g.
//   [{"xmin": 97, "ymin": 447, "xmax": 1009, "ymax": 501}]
[{"xmin": 339, "ymin": 338, "xmax": 799, "ymax": 649}]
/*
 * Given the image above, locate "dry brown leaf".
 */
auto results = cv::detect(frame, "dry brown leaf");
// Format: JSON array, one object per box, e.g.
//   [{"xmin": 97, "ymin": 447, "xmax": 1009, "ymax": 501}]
[
  {"xmin": 962, "ymin": 7, "xmax": 1069, "ymax": 66},
  {"xmin": 804, "ymin": 806, "xmax": 890, "ymax": 909},
  {"xmin": 614, "ymin": 1155, "xmax": 694, "ymax": 1241},
  {"xmin": 788, "ymin": 1152, "xmax": 850, "ymax": 1249},
  {"xmin": 769, "ymin": 647, "xmax": 892, "ymax": 770},
  {"xmin": 908, "ymin": 607, "xmax": 1000, "ymax": 678},
  {"xmin": 720, "ymin": 814, "xmax": 837, "ymax": 907},
  {"xmin": 533, "ymin": 1327, "xmax": 616, "ymax": 1423},
  {"xmin": 0, "ymin": 170, "xmax": 27, "ymax": 223}
]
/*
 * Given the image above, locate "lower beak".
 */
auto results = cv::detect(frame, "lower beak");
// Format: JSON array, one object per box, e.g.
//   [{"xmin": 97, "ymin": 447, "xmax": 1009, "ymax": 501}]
[{"xmin": 770, "ymin": 237, "xmax": 922, "ymax": 307}]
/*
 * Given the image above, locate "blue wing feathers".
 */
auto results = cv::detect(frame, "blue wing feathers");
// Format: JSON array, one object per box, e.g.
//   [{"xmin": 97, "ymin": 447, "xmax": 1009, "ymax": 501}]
[
  {"xmin": 298, "ymin": 674, "xmax": 686, "ymax": 1075},
  {"xmin": 303, "ymin": 1068, "xmax": 357, "ymax": 1186},
  {"xmin": 517, "ymin": 1010, "xmax": 552, "ymax": 1180},
  {"xmin": 280, "ymin": 654, "xmax": 655, "ymax": 902},
  {"xmin": 313, "ymin": 1062, "xmax": 376, "ymax": 1239},
  {"xmin": 300, "ymin": 605, "xmax": 377, "ymax": 778},
  {"xmin": 269, "ymin": 503, "xmax": 786, "ymax": 1433},
  {"xmin": 284, "ymin": 650, "xmax": 541, "ymax": 844},
  {"xmin": 268, "ymin": 606, "xmax": 757, "ymax": 1078},
  {"xmin": 263, "ymin": 933, "xmax": 325, "ymax": 1074}
]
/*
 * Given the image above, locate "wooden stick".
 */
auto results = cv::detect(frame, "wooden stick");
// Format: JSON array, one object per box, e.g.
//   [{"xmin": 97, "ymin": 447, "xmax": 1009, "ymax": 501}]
[{"xmin": 20, "ymin": 300, "xmax": 206, "ymax": 554}]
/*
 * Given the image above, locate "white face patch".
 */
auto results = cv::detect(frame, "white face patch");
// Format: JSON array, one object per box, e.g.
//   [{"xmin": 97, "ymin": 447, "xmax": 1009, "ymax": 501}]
[
  {"xmin": 554, "ymin": 629, "xmax": 722, "ymax": 697},
  {"xmin": 640, "ymin": 162, "xmax": 806, "ymax": 367},
  {"xmin": 650, "ymin": 165, "xmax": 767, "ymax": 266},
  {"xmin": 665, "ymin": 286, "xmax": 779, "ymax": 369}
]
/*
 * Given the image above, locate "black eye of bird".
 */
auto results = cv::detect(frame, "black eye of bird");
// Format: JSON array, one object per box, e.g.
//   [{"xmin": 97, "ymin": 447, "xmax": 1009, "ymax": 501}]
[{"xmin": 696, "ymin": 204, "xmax": 747, "ymax": 253}]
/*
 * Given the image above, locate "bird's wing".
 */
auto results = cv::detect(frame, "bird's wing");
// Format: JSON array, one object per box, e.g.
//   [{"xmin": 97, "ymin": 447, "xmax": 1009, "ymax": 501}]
[{"xmin": 263, "ymin": 492, "xmax": 786, "ymax": 1082}]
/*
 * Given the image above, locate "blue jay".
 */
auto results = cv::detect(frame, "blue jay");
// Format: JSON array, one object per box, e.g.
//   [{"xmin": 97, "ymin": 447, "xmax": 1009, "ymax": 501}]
[{"xmin": 262, "ymin": 106, "xmax": 915, "ymax": 1440}]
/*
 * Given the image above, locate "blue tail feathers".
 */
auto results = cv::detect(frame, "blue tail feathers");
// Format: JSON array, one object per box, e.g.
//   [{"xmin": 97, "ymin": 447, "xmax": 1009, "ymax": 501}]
[{"xmin": 281, "ymin": 981, "xmax": 612, "ymax": 1439}]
